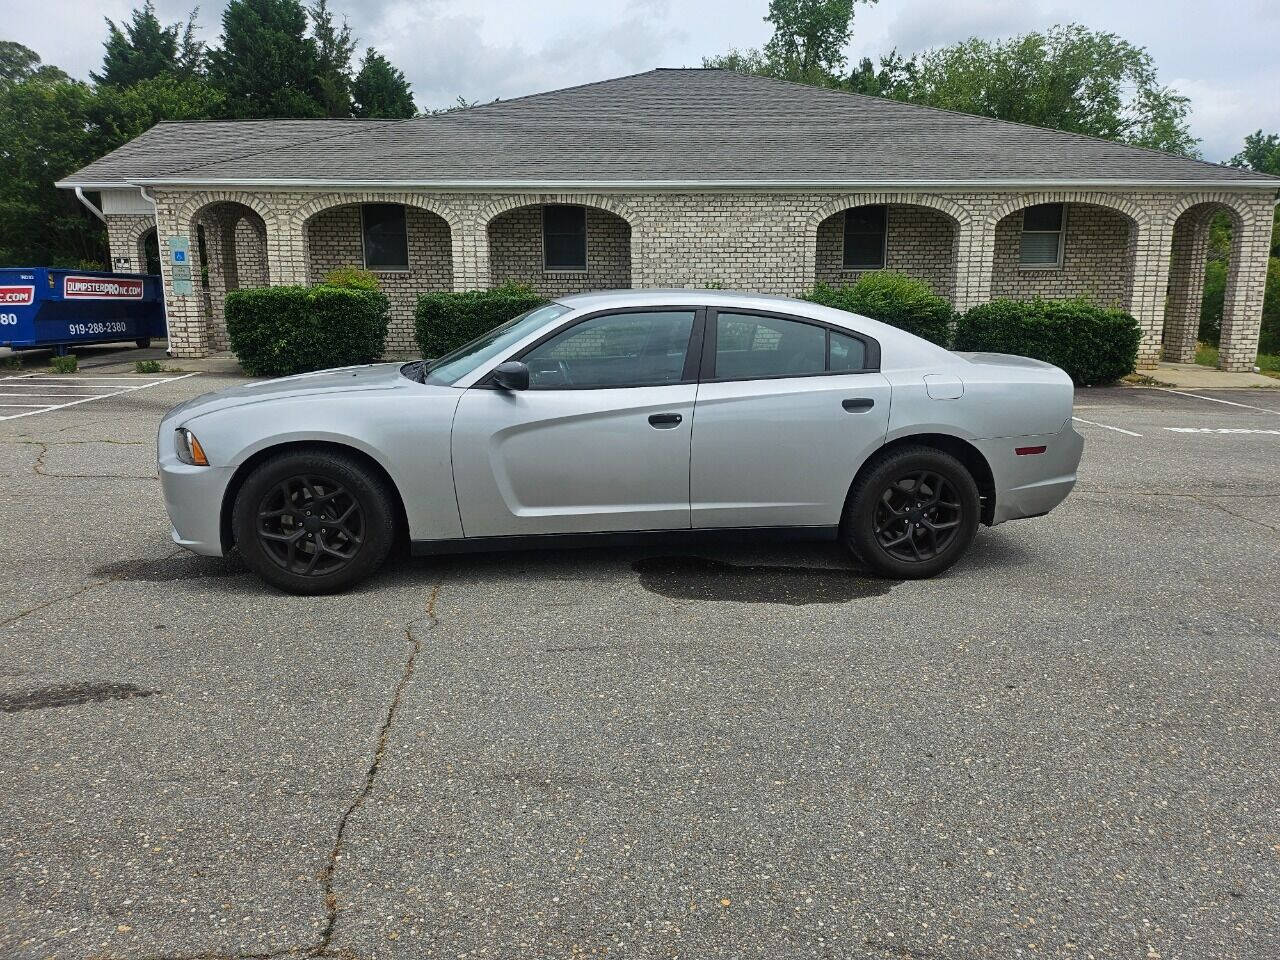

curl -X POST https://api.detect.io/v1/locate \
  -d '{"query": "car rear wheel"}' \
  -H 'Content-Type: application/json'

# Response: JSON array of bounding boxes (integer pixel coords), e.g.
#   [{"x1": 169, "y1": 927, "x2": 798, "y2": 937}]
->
[
  {"x1": 842, "y1": 445, "x2": 980, "y2": 579},
  {"x1": 232, "y1": 450, "x2": 396, "y2": 594}
]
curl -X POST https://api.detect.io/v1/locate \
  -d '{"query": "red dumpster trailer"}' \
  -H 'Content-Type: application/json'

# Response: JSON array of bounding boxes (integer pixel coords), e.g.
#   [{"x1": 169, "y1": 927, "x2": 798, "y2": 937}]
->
[{"x1": 0, "y1": 268, "x2": 166, "y2": 356}]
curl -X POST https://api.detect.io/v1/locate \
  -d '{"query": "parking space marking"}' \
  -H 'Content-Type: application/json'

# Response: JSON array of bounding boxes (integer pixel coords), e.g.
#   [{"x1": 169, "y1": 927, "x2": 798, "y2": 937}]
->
[
  {"x1": 1159, "y1": 388, "x2": 1280, "y2": 415},
  {"x1": 1164, "y1": 426, "x2": 1280, "y2": 435},
  {"x1": 0, "y1": 372, "x2": 198, "y2": 421},
  {"x1": 1071, "y1": 416, "x2": 1142, "y2": 437}
]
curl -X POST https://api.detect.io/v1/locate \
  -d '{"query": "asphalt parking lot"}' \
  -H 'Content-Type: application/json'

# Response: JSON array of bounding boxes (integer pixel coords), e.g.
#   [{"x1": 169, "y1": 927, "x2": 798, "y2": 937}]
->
[{"x1": 1, "y1": 374, "x2": 1277, "y2": 959}]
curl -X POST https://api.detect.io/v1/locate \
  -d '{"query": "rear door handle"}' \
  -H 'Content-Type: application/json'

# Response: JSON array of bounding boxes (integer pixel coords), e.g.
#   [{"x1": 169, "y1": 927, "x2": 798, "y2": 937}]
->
[
  {"x1": 648, "y1": 412, "x2": 683, "y2": 428},
  {"x1": 842, "y1": 397, "x2": 875, "y2": 411}
]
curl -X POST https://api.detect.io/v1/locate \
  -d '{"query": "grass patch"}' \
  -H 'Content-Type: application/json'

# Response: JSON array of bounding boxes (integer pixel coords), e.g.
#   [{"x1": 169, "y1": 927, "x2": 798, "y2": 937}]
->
[
  {"x1": 1196, "y1": 343, "x2": 1280, "y2": 379},
  {"x1": 49, "y1": 354, "x2": 78, "y2": 374},
  {"x1": 135, "y1": 359, "x2": 164, "y2": 374}
]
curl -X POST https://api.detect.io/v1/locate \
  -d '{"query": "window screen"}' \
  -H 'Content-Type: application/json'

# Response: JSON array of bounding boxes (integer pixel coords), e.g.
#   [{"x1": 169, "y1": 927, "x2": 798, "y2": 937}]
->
[
  {"x1": 1019, "y1": 203, "x2": 1064, "y2": 267},
  {"x1": 843, "y1": 205, "x2": 887, "y2": 269},
  {"x1": 362, "y1": 204, "x2": 409, "y2": 270},
  {"x1": 543, "y1": 204, "x2": 587, "y2": 270},
  {"x1": 522, "y1": 311, "x2": 695, "y2": 388}
]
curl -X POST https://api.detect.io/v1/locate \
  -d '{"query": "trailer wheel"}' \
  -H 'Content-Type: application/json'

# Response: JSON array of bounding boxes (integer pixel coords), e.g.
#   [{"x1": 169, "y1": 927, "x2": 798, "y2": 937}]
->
[{"x1": 135, "y1": 337, "x2": 152, "y2": 349}]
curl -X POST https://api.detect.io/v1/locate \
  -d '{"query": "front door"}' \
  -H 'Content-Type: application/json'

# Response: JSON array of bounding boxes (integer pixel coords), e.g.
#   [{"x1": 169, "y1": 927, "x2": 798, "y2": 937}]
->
[
  {"x1": 690, "y1": 309, "x2": 892, "y2": 529},
  {"x1": 451, "y1": 308, "x2": 702, "y2": 538}
]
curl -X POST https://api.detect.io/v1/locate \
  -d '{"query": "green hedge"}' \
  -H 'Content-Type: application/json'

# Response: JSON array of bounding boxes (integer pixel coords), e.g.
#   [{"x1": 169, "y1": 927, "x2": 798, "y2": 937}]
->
[
  {"x1": 804, "y1": 273, "x2": 955, "y2": 346},
  {"x1": 226, "y1": 286, "x2": 390, "y2": 377},
  {"x1": 415, "y1": 283, "x2": 545, "y2": 357},
  {"x1": 954, "y1": 298, "x2": 1141, "y2": 385}
]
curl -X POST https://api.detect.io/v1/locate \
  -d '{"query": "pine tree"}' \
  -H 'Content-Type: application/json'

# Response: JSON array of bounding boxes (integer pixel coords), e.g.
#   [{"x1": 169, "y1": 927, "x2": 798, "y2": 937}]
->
[
  {"x1": 309, "y1": 0, "x2": 355, "y2": 117},
  {"x1": 208, "y1": 0, "x2": 324, "y2": 118},
  {"x1": 351, "y1": 48, "x2": 415, "y2": 119},
  {"x1": 93, "y1": 1, "x2": 180, "y2": 87}
]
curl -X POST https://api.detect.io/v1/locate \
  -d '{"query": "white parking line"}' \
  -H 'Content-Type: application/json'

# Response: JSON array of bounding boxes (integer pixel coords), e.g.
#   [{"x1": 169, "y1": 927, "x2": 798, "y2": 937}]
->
[
  {"x1": 1072, "y1": 416, "x2": 1142, "y2": 437},
  {"x1": 1159, "y1": 389, "x2": 1280, "y2": 415},
  {"x1": 1164, "y1": 426, "x2": 1280, "y2": 435},
  {"x1": 0, "y1": 373, "x2": 198, "y2": 421}
]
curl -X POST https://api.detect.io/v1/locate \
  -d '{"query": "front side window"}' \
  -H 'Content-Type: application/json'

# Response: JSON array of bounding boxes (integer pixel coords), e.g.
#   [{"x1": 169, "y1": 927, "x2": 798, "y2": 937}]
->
[
  {"x1": 425, "y1": 303, "x2": 570, "y2": 385},
  {"x1": 543, "y1": 204, "x2": 587, "y2": 270},
  {"x1": 522, "y1": 310, "x2": 695, "y2": 388},
  {"x1": 843, "y1": 205, "x2": 887, "y2": 269},
  {"x1": 1019, "y1": 203, "x2": 1065, "y2": 268},
  {"x1": 362, "y1": 203, "x2": 409, "y2": 270}
]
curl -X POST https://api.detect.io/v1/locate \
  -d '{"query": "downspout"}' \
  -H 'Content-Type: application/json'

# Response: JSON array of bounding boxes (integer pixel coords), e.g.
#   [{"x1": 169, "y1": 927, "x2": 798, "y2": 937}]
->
[
  {"x1": 74, "y1": 186, "x2": 106, "y2": 223},
  {"x1": 138, "y1": 186, "x2": 174, "y2": 358}
]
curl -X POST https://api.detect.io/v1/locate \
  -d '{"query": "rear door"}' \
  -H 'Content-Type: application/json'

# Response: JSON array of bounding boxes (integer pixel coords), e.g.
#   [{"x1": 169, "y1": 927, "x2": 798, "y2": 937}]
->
[
  {"x1": 690, "y1": 309, "x2": 892, "y2": 529},
  {"x1": 451, "y1": 307, "x2": 703, "y2": 538}
]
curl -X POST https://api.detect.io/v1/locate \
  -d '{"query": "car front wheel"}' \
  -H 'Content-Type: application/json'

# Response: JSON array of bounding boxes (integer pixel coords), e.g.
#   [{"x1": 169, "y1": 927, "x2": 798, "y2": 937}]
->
[
  {"x1": 232, "y1": 449, "x2": 397, "y2": 594},
  {"x1": 843, "y1": 445, "x2": 980, "y2": 579}
]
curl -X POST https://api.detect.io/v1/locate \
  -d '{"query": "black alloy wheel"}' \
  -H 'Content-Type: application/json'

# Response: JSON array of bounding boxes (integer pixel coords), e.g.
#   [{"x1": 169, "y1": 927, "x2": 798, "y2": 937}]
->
[
  {"x1": 872, "y1": 470, "x2": 963, "y2": 563},
  {"x1": 256, "y1": 474, "x2": 365, "y2": 577}
]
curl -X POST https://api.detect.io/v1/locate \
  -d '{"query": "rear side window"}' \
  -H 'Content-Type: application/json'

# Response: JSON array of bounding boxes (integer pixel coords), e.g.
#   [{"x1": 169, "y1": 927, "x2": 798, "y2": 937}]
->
[{"x1": 713, "y1": 313, "x2": 870, "y2": 380}]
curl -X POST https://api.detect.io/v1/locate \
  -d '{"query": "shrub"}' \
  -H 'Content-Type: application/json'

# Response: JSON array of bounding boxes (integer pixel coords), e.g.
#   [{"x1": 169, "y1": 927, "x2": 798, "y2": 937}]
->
[
  {"x1": 323, "y1": 266, "x2": 380, "y2": 291},
  {"x1": 415, "y1": 282, "x2": 545, "y2": 357},
  {"x1": 226, "y1": 286, "x2": 390, "y2": 377},
  {"x1": 49, "y1": 354, "x2": 78, "y2": 373},
  {"x1": 954, "y1": 298, "x2": 1141, "y2": 385},
  {"x1": 804, "y1": 273, "x2": 955, "y2": 346},
  {"x1": 1260, "y1": 256, "x2": 1280, "y2": 356},
  {"x1": 135, "y1": 359, "x2": 163, "y2": 373}
]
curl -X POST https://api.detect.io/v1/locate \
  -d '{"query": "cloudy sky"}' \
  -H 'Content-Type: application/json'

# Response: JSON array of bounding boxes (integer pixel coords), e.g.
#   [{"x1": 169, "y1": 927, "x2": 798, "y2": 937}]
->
[{"x1": 5, "y1": 0, "x2": 1277, "y2": 161}]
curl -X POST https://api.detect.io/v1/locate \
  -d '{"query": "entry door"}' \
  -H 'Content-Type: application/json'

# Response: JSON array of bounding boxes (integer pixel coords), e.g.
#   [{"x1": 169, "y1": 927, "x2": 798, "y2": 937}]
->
[
  {"x1": 690, "y1": 309, "x2": 892, "y2": 529},
  {"x1": 451, "y1": 309, "x2": 702, "y2": 538}
]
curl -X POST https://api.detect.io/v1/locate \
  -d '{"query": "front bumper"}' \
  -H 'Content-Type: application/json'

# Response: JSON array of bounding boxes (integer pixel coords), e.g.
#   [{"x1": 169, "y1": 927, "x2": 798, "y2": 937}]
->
[
  {"x1": 159, "y1": 459, "x2": 234, "y2": 557},
  {"x1": 975, "y1": 422, "x2": 1085, "y2": 525}
]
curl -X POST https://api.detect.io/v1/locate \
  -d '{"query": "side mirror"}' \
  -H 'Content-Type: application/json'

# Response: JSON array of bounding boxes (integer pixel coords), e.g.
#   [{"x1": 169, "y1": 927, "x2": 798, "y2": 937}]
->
[{"x1": 491, "y1": 360, "x2": 530, "y2": 391}]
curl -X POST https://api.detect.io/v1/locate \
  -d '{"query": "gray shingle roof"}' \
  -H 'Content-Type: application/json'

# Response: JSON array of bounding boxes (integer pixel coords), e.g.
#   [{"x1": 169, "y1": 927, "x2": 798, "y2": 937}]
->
[{"x1": 59, "y1": 69, "x2": 1280, "y2": 188}]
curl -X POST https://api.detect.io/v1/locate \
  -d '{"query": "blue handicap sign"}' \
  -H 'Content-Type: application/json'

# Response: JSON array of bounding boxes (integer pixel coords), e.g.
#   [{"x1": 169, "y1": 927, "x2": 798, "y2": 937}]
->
[{"x1": 173, "y1": 250, "x2": 187, "y2": 263}]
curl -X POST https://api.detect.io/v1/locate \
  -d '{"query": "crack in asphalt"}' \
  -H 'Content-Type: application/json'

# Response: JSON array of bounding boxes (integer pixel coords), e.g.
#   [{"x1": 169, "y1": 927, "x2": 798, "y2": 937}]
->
[
  {"x1": 3, "y1": 438, "x2": 157, "y2": 480},
  {"x1": 127, "y1": 585, "x2": 442, "y2": 960}
]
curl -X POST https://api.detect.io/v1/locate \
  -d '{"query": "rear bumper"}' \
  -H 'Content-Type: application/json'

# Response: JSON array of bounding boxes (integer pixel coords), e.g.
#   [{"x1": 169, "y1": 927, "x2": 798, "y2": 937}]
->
[{"x1": 975, "y1": 423, "x2": 1084, "y2": 525}]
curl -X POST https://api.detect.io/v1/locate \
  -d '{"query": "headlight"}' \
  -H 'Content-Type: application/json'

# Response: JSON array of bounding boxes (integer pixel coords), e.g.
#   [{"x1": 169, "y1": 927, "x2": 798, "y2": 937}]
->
[{"x1": 174, "y1": 427, "x2": 209, "y2": 466}]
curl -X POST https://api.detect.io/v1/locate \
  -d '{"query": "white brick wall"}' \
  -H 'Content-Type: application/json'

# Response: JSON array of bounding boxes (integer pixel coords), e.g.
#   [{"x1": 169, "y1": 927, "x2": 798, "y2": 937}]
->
[{"x1": 126, "y1": 187, "x2": 1274, "y2": 372}]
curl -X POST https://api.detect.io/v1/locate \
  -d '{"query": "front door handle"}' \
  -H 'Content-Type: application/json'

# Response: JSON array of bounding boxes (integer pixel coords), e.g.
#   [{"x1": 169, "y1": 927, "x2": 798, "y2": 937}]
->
[
  {"x1": 842, "y1": 397, "x2": 875, "y2": 411},
  {"x1": 648, "y1": 412, "x2": 683, "y2": 428}
]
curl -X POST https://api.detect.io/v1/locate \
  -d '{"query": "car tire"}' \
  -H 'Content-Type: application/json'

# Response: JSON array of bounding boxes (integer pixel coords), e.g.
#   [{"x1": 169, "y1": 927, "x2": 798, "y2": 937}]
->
[
  {"x1": 135, "y1": 337, "x2": 152, "y2": 349},
  {"x1": 842, "y1": 445, "x2": 980, "y2": 579},
  {"x1": 232, "y1": 449, "x2": 397, "y2": 594}
]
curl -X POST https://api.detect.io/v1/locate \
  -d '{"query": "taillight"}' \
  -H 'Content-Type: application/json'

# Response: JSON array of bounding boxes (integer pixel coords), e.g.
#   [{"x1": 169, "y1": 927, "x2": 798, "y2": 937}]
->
[{"x1": 1015, "y1": 445, "x2": 1047, "y2": 456}]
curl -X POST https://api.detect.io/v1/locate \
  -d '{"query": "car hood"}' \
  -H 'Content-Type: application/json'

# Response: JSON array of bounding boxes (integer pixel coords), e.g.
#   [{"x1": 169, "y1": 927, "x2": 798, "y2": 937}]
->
[{"x1": 164, "y1": 362, "x2": 434, "y2": 423}]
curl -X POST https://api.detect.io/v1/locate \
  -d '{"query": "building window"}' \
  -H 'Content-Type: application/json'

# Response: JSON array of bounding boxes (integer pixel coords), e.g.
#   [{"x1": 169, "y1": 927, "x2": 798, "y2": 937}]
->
[
  {"x1": 843, "y1": 205, "x2": 887, "y2": 269},
  {"x1": 543, "y1": 204, "x2": 587, "y2": 271},
  {"x1": 1019, "y1": 203, "x2": 1065, "y2": 268},
  {"x1": 362, "y1": 204, "x2": 409, "y2": 271}
]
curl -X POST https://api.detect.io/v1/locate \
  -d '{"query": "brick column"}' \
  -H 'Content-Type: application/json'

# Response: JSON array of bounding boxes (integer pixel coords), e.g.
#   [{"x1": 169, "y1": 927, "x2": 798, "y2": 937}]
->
[
  {"x1": 1218, "y1": 212, "x2": 1274, "y2": 372},
  {"x1": 1128, "y1": 218, "x2": 1174, "y2": 370},
  {"x1": 265, "y1": 219, "x2": 306, "y2": 285},
  {"x1": 152, "y1": 195, "x2": 210, "y2": 359},
  {"x1": 1162, "y1": 211, "x2": 1211, "y2": 364},
  {"x1": 952, "y1": 216, "x2": 994, "y2": 313},
  {"x1": 451, "y1": 217, "x2": 490, "y2": 291}
]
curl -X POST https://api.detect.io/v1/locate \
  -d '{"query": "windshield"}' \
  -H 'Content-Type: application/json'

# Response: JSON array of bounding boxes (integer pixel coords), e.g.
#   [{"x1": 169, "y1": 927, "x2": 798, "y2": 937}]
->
[{"x1": 422, "y1": 303, "x2": 571, "y2": 386}]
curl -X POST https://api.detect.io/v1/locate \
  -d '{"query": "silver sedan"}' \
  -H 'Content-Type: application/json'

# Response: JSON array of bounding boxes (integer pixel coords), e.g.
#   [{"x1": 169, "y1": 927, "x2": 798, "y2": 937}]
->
[{"x1": 158, "y1": 290, "x2": 1084, "y2": 593}]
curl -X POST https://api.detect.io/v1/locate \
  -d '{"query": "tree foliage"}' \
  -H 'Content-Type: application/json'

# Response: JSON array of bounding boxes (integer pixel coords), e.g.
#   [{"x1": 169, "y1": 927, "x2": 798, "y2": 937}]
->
[
  {"x1": 889, "y1": 25, "x2": 1198, "y2": 156},
  {"x1": 209, "y1": 0, "x2": 325, "y2": 117},
  {"x1": 93, "y1": 1, "x2": 205, "y2": 87},
  {"x1": 309, "y1": 0, "x2": 356, "y2": 116},
  {"x1": 351, "y1": 48, "x2": 416, "y2": 118},
  {"x1": 704, "y1": 0, "x2": 875, "y2": 86}
]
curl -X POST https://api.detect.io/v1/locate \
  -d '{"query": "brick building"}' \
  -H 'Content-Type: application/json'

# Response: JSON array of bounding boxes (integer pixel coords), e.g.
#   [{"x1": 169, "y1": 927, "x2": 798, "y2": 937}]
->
[{"x1": 58, "y1": 69, "x2": 1279, "y2": 370}]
